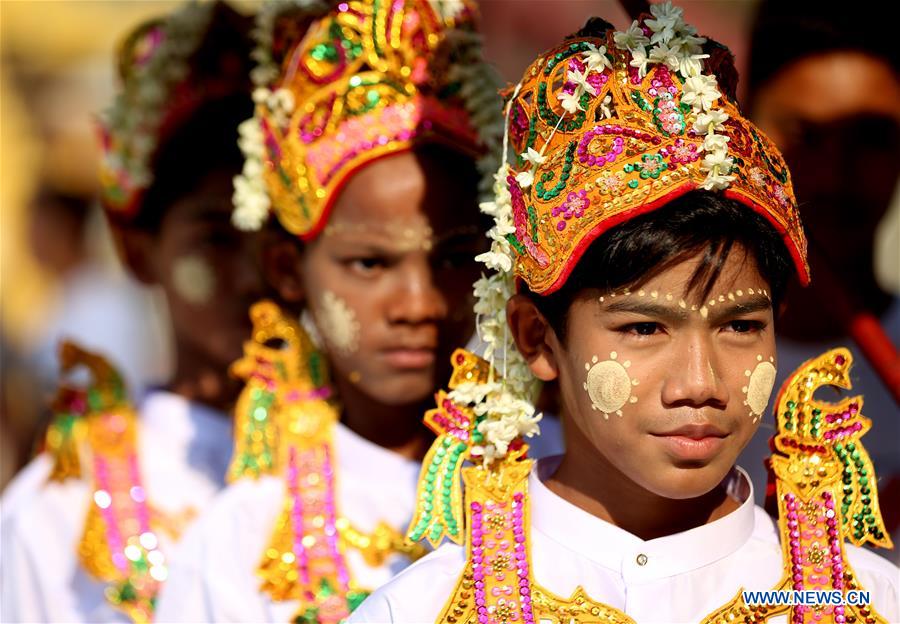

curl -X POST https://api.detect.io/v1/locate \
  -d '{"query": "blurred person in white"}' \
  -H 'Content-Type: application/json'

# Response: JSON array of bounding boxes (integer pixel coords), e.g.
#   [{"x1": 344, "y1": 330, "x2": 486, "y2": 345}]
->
[
  {"x1": 0, "y1": 2, "x2": 276, "y2": 621},
  {"x1": 740, "y1": 0, "x2": 900, "y2": 560},
  {"x1": 1, "y1": 186, "x2": 168, "y2": 524}
]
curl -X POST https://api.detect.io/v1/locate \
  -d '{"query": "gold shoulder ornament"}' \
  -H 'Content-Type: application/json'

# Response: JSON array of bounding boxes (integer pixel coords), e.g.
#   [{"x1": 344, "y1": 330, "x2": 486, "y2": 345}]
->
[
  {"x1": 49, "y1": 341, "x2": 179, "y2": 623},
  {"x1": 703, "y1": 347, "x2": 892, "y2": 624},
  {"x1": 235, "y1": 301, "x2": 425, "y2": 623}
]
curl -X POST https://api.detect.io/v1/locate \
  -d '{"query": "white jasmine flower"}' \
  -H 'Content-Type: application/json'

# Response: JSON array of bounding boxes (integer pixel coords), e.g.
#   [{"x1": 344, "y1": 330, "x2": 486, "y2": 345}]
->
[
  {"x1": 613, "y1": 20, "x2": 650, "y2": 51},
  {"x1": 520, "y1": 147, "x2": 546, "y2": 168},
  {"x1": 567, "y1": 68, "x2": 597, "y2": 96},
  {"x1": 557, "y1": 89, "x2": 583, "y2": 114},
  {"x1": 649, "y1": 42, "x2": 682, "y2": 72},
  {"x1": 646, "y1": 1, "x2": 685, "y2": 44},
  {"x1": 693, "y1": 109, "x2": 729, "y2": 135},
  {"x1": 629, "y1": 47, "x2": 651, "y2": 78},
  {"x1": 599, "y1": 95, "x2": 613, "y2": 120},
  {"x1": 582, "y1": 43, "x2": 612, "y2": 72},
  {"x1": 515, "y1": 168, "x2": 535, "y2": 189},
  {"x1": 678, "y1": 32, "x2": 707, "y2": 56},
  {"x1": 475, "y1": 250, "x2": 513, "y2": 273},
  {"x1": 699, "y1": 172, "x2": 735, "y2": 191},
  {"x1": 702, "y1": 133, "x2": 729, "y2": 153},
  {"x1": 678, "y1": 53, "x2": 708, "y2": 78},
  {"x1": 701, "y1": 149, "x2": 734, "y2": 175},
  {"x1": 682, "y1": 74, "x2": 721, "y2": 112}
]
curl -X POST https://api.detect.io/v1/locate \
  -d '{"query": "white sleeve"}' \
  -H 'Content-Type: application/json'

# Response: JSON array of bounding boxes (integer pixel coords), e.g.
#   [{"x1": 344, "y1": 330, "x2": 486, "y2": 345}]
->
[
  {"x1": 153, "y1": 520, "x2": 214, "y2": 623},
  {"x1": 155, "y1": 478, "x2": 285, "y2": 623},
  {"x1": 1, "y1": 511, "x2": 50, "y2": 623},
  {"x1": 347, "y1": 543, "x2": 467, "y2": 624}
]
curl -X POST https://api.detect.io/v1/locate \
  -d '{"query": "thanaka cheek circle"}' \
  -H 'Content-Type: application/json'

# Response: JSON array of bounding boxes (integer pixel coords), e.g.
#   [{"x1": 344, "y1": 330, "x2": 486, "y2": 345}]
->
[
  {"x1": 742, "y1": 354, "x2": 777, "y2": 423},
  {"x1": 316, "y1": 290, "x2": 361, "y2": 356},
  {"x1": 582, "y1": 351, "x2": 639, "y2": 420},
  {"x1": 171, "y1": 254, "x2": 215, "y2": 305}
]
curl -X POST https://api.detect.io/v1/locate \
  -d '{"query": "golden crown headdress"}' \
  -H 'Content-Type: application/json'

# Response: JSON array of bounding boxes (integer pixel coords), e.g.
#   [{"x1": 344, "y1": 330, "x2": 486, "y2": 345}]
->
[
  {"x1": 232, "y1": 0, "x2": 501, "y2": 238},
  {"x1": 490, "y1": 4, "x2": 809, "y2": 295},
  {"x1": 99, "y1": 2, "x2": 253, "y2": 220}
]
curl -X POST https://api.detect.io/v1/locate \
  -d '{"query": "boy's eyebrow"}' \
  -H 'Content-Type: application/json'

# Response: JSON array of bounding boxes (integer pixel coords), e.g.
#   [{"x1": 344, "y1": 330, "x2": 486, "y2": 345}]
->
[
  {"x1": 707, "y1": 294, "x2": 772, "y2": 323},
  {"x1": 601, "y1": 293, "x2": 773, "y2": 323},
  {"x1": 602, "y1": 300, "x2": 688, "y2": 322}
]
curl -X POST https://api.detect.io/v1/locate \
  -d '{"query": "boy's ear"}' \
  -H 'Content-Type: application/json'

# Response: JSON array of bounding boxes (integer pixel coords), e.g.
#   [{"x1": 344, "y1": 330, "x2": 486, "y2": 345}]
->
[
  {"x1": 506, "y1": 294, "x2": 559, "y2": 382},
  {"x1": 260, "y1": 229, "x2": 305, "y2": 304},
  {"x1": 111, "y1": 225, "x2": 158, "y2": 285}
]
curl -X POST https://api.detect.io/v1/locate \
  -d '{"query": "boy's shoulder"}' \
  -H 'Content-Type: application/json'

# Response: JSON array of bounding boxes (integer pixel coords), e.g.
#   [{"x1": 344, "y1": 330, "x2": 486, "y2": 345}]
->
[{"x1": 348, "y1": 541, "x2": 467, "y2": 623}]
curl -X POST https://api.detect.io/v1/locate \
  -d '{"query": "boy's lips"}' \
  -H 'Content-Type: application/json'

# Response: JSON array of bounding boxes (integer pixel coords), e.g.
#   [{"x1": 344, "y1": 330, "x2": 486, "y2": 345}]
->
[
  {"x1": 380, "y1": 344, "x2": 437, "y2": 369},
  {"x1": 650, "y1": 424, "x2": 728, "y2": 462}
]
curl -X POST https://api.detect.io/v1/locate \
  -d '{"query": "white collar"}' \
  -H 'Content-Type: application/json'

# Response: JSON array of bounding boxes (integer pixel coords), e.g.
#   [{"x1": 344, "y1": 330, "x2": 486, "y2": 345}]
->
[
  {"x1": 139, "y1": 390, "x2": 231, "y2": 448},
  {"x1": 530, "y1": 457, "x2": 756, "y2": 579}
]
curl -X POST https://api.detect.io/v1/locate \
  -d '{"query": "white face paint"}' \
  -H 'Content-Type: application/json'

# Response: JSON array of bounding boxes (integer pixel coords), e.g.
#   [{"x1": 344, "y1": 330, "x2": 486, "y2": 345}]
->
[
  {"x1": 315, "y1": 291, "x2": 360, "y2": 355},
  {"x1": 582, "y1": 351, "x2": 639, "y2": 420},
  {"x1": 599, "y1": 286, "x2": 771, "y2": 319},
  {"x1": 743, "y1": 355, "x2": 777, "y2": 422},
  {"x1": 171, "y1": 254, "x2": 215, "y2": 305}
]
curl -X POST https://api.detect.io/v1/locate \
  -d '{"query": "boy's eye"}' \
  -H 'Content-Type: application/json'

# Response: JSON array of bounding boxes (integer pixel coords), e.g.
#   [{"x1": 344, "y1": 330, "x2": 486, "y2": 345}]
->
[
  {"x1": 348, "y1": 257, "x2": 387, "y2": 274},
  {"x1": 623, "y1": 322, "x2": 661, "y2": 336},
  {"x1": 724, "y1": 319, "x2": 764, "y2": 334}
]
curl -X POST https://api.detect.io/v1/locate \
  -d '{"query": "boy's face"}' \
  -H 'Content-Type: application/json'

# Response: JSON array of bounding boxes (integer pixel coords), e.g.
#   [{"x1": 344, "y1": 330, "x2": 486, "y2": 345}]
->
[
  {"x1": 298, "y1": 148, "x2": 484, "y2": 406},
  {"x1": 123, "y1": 168, "x2": 271, "y2": 372},
  {"x1": 521, "y1": 246, "x2": 776, "y2": 499}
]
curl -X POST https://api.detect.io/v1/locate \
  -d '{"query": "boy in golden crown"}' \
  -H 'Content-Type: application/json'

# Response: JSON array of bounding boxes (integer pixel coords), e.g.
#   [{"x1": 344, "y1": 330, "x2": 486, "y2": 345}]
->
[
  {"x1": 350, "y1": 4, "x2": 899, "y2": 623},
  {"x1": 0, "y1": 3, "x2": 278, "y2": 623},
  {"x1": 155, "y1": 1, "x2": 560, "y2": 622}
]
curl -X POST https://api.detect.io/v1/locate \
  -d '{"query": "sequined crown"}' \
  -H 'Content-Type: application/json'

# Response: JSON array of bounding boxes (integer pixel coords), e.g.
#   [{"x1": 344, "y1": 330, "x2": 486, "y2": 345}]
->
[
  {"x1": 99, "y1": 1, "x2": 252, "y2": 219},
  {"x1": 238, "y1": 0, "x2": 484, "y2": 239},
  {"x1": 503, "y1": 5, "x2": 808, "y2": 294}
]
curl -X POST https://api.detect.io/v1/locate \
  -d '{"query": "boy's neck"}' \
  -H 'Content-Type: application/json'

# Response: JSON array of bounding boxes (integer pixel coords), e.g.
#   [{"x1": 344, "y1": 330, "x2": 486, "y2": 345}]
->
[
  {"x1": 545, "y1": 437, "x2": 740, "y2": 542},
  {"x1": 333, "y1": 375, "x2": 432, "y2": 462},
  {"x1": 164, "y1": 343, "x2": 241, "y2": 415}
]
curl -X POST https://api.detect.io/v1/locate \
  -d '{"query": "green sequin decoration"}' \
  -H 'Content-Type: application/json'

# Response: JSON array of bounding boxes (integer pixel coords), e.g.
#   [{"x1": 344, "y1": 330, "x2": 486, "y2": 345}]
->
[{"x1": 535, "y1": 142, "x2": 576, "y2": 201}]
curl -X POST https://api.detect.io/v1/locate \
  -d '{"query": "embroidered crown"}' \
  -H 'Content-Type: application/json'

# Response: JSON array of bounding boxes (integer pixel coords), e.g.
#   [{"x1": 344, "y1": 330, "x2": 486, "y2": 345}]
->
[
  {"x1": 232, "y1": 0, "x2": 499, "y2": 238},
  {"x1": 99, "y1": 2, "x2": 253, "y2": 219},
  {"x1": 498, "y1": 5, "x2": 809, "y2": 294}
]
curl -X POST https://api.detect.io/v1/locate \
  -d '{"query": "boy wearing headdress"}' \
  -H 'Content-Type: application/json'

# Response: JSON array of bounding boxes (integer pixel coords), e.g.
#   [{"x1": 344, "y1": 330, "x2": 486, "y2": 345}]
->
[
  {"x1": 350, "y1": 3, "x2": 899, "y2": 622},
  {"x1": 1, "y1": 3, "x2": 273, "y2": 622}
]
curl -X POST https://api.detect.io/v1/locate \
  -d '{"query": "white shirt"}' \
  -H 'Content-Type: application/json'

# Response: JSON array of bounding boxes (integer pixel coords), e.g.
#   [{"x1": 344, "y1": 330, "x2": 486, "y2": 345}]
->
[
  {"x1": 0, "y1": 391, "x2": 231, "y2": 623},
  {"x1": 349, "y1": 458, "x2": 900, "y2": 624},
  {"x1": 154, "y1": 422, "x2": 422, "y2": 622}
]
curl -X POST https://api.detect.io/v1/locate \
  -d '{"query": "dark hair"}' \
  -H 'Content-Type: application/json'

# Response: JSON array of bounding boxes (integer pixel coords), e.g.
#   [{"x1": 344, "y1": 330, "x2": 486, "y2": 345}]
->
[
  {"x1": 526, "y1": 191, "x2": 794, "y2": 341},
  {"x1": 131, "y1": 92, "x2": 253, "y2": 232}
]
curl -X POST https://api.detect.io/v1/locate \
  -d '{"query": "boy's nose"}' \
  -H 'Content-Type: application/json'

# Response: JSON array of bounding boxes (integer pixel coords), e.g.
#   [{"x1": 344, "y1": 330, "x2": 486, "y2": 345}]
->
[
  {"x1": 661, "y1": 336, "x2": 729, "y2": 409},
  {"x1": 386, "y1": 260, "x2": 448, "y2": 325}
]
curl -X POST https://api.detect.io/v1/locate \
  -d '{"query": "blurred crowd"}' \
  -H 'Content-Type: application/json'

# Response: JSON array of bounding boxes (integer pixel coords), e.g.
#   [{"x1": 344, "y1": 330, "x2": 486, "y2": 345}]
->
[{"x1": 1, "y1": 0, "x2": 898, "y2": 550}]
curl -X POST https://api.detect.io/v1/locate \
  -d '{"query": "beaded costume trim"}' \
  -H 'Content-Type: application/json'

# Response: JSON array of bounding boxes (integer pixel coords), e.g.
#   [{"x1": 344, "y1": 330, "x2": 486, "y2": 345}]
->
[
  {"x1": 411, "y1": 348, "x2": 891, "y2": 624},
  {"x1": 231, "y1": 301, "x2": 426, "y2": 622},
  {"x1": 46, "y1": 342, "x2": 180, "y2": 623},
  {"x1": 701, "y1": 348, "x2": 891, "y2": 624}
]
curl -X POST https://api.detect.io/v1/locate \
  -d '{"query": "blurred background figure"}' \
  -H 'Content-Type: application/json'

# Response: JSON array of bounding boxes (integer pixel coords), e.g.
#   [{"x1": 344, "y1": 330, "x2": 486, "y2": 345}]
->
[
  {"x1": 740, "y1": 0, "x2": 900, "y2": 557},
  {"x1": 1, "y1": 2, "x2": 176, "y2": 491}
]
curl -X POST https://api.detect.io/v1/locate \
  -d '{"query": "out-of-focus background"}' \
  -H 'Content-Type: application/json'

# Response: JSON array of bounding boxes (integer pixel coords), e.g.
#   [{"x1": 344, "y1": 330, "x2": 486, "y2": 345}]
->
[{"x1": 2, "y1": 0, "x2": 898, "y2": 547}]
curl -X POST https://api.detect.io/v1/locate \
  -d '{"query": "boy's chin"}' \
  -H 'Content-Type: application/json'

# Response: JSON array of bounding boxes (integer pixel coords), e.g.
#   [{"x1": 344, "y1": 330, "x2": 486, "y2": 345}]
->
[
  {"x1": 357, "y1": 373, "x2": 436, "y2": 407},
  {"x1": 639, "y1": 460, "x2": 736, "y2": 501}
]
